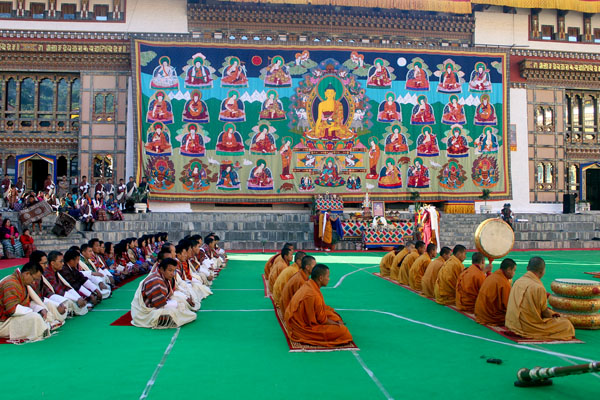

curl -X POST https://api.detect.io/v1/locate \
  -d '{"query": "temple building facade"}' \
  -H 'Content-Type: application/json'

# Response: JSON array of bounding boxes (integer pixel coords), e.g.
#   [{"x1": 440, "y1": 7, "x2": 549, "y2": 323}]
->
[{"x1": 0, "y1": 0, "x2": 599, "y2": 212}]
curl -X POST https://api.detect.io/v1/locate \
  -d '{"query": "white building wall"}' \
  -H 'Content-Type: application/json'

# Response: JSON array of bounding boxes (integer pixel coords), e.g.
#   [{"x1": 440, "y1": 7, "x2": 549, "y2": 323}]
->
[
  {"x1": 0, "y1": 0, "x2": 188, "y2": 33},
  {"x1": 474, "y1": 10, "x2": 600, "y2": 53},
  {"x1": 485, "y1": 89, "x2": 562, "y2": 214}
]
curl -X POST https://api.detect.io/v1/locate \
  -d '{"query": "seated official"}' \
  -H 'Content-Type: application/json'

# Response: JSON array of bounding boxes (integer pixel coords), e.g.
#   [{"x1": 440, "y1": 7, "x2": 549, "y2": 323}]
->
[
  {"x1": 505, "y1": 257, "x2": 575, "y2": 341},
  {"x1": 44, "y1": 251, "x2": 89, "y2": 316},
  {"x1": 132, "y1": 258, "x2": 197, "y2": 329},
  {"x1": 273, "y1": 251, "x2": 306, "y2": 308},
  {"x1": 409, "y1": 244, "x2": 437, "y2": 292},
  {"x1": 280, "y1": 256, "x2": 316, "y2": 313},
  {"x1": 434, "y1": 245, "x2": 467, "y2": 305},
  {"x1": 421, "y1": 246, "x2": 452, "y2": 298},
  {"x1": 474, "y1": 258, "x2": 516, "y2": 326},
  {"x1": 455, "y1": 252, "x2": 492, "y2": 312},
  {"x1": 284, "y1": 264, "x2": 353, "y2": 347},
  {"x1": 0, "y1": 263, "x2": 50, "y2": 342}
]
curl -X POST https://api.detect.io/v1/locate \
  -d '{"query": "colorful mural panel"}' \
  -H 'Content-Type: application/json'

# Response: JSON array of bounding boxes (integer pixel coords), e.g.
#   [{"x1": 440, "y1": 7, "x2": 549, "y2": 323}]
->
[{"x1": 135, "y1": 40, "x2": 509, "y2": 202}]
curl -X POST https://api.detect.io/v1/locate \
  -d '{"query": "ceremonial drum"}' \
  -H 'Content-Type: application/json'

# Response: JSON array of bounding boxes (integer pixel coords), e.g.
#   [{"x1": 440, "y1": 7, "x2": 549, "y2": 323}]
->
[
  {"x1": 18, "y1": 201, "x2": 53, "y2": 226},
  {"x1": 550, "y1": 279, "x2": 600, "y2": 330},
  {"x1": 52, "y1": 212, "x2": 77, "y2": 237},
  {"x1": 474, "y1": 218, "x2": 514, "y2": 260}
]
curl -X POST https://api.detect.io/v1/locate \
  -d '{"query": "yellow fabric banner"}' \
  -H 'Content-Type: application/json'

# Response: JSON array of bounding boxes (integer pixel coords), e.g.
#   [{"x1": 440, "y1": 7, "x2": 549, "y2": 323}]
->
[
  {"x1": 227, "y1": 0, "x2": 472, "y2": 13},
  {"x1": 472, "y1": 0, "x2": 600, "y2": 13}
]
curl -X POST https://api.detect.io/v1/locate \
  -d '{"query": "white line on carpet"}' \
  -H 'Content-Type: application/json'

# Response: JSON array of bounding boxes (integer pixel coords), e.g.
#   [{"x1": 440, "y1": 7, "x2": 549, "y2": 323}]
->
[
  {"x1": 337, "y1": 309, "x2": 595, "y2": 364},
  {"x1": 91, "y1": 308, "x2": 130, "y2": 312},
  {"x1": 139, "y1": 327, "x2": 180, "y2": 400},
  {"x1": 325, "y1": 265, "x2": 378, "y2": 289},
  {"x1": 211, "y1": 288, "x2": 264, "y2": 291},
  {"x1": 352, "y1": 350, "x2": 394, "y2": 400}
]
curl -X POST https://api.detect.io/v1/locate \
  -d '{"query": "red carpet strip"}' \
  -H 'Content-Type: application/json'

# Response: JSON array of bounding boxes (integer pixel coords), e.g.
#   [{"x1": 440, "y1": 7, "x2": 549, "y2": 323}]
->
[
  {"x1": 270, "y1": 298, "x2": 359, "y2": 353},
  {"x1": 371, "y1": 273, "x2": 584, "y2": 344},
  {"x1": 0, "y1": 258, "x2": 27, "y2": 270},
  {"x1": 110, "y1": 311, "x2": 133, "y2": 326}
]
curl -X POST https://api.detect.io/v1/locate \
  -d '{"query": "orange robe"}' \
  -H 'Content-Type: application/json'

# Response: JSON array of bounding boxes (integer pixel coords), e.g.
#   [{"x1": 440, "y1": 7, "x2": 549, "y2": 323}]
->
[
  {"x1": 268, "y1": 258, "x2": 289, "y2": 293},
  {"x1": 284, "y1": 280, "x2": 353, "y2": 347},
  {"x1": 264, "y1": 253, "x2": 281, "y2": 277},
  {"x1": 273, "y1": 264, "x2": 300, "y2": 308},
  {"x1": 505, "y1": 271, "x2": 575, "y2": 341},
  {"x1": 398, "y1": 250, "x2": 419, "y2": 285},
  {"x1": 389, "y1": 248, "x2": 409, "y2": 282},
  {"x1": 379, "y1": 250, "x2": 396, "y2": 277},
  {"x1": 455, "y1": 265, "x2": 486, "y2": 312},
  {"x1": 474, "y1": 269, "x2": 511, "y2": 326},
  {"x1": 408, "y1": 253, "x2": 431, "y2": 292},
  {"x1": 280, "y1": 269, "x2": 309, "y2": 313},
  {"x1": 434, "y1": 255, "x2": 464, "y2": 305},
  {"x1": 421, "y1": 257, "x2": 445, "y2": 298}
]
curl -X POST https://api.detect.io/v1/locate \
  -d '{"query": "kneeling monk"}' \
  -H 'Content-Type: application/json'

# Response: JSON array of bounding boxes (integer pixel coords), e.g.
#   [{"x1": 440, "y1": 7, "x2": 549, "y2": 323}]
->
[
  {"x1": 505, "y1": 257, "x2": 575, "y2": 341},
  {"x1": 434, "y1": 245, "x2": 467, "y2": 305},
  {"x1": 455, "y1": 252, "x2": 492, "y2": 312},
  {"x1": 474, "y1": 258, "x2": 516, "y2": 326},
  {"x1": 285, "y1": 264, "x2": 353, "y2": 347},
  {"x1": 131, "y1": 258, "x2": 197, "y2": 329},
  {"x1": 379, "y1": 247, "x2": 400, "y2": 278}
]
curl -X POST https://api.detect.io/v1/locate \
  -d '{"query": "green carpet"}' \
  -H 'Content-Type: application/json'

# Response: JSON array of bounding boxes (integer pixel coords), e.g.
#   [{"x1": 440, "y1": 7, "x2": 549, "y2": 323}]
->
[{"x1": 1, "y1": 251, "x2": 600, "y2": 400}]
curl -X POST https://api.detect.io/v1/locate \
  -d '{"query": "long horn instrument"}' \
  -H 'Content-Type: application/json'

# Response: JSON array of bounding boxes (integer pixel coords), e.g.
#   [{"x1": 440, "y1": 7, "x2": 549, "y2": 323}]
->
[{"x1": 515, "y1": 361, "x2": 600, "y2": 387}]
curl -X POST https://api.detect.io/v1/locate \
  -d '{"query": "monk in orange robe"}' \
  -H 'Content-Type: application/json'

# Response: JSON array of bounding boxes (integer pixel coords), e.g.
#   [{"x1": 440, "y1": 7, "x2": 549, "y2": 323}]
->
[
  {"x1": 273, "y1": 252, "x2": 307, "y2": 308},
  {"x1": 455, "y1": 252, "x2": 492, "y2": 312},
  {"x1": 434, "y1": 245, "x2": 467, "y2": 305},
  {"x1": 285, "y1": 264, "x2": 353, "y2": 347},
  {"x1": 505, "y1": 257, "x2": 575, "y2": 341},
  {"x1": 264, "y1": 243, "x2": 294, "y2": 277},
  {"x1": 421, "y1": 247, "x2": 452, "y2": 298},
  {"x1": 268, "y1": 247, "x2": 294, "y2": 293},
  {"x1": 474, "y1": 258, "x2": 516, "y2": 326},
  {"x1": 390, "y1": 243, "x2": 412, "y2": 282},
  {"x1": 379, "y1": 247, "x2": 401, "y2": 278},
  {"x1": 409, "y1": 243, "x2": 437, "y2": 292},
  {"x1": 398, "y1": 241, "x2": 425, "y2": 285},
  {"x1": 281, "y1": 257, "x2": 316, "y2": 313}
]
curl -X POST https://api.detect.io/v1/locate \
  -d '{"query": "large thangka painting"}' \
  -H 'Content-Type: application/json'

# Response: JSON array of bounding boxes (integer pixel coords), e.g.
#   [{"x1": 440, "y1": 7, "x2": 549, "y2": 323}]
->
[{"x1": 134, "y1": 40, "x2": 509, "y2": 202}]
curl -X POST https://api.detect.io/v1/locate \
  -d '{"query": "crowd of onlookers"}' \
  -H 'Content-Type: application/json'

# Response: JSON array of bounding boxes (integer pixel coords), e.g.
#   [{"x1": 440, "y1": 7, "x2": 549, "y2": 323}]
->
[{"x1": 1, "y1": 175, "x2": 151, "y2": 258}]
